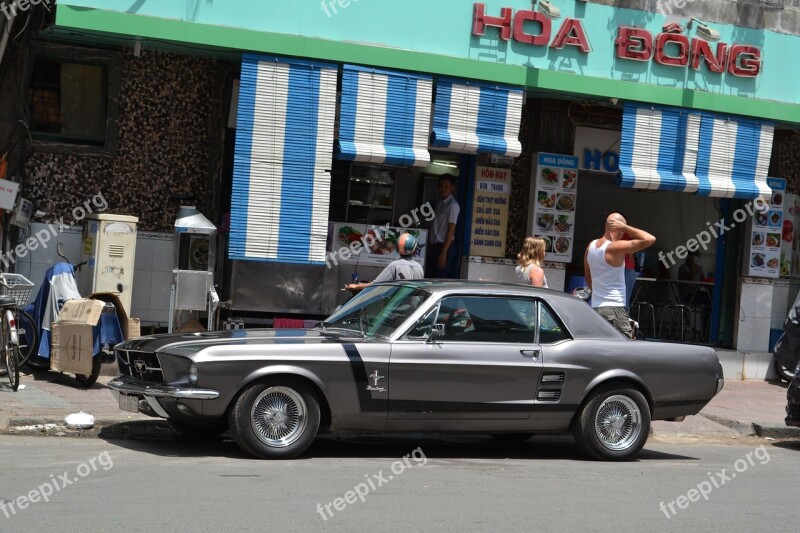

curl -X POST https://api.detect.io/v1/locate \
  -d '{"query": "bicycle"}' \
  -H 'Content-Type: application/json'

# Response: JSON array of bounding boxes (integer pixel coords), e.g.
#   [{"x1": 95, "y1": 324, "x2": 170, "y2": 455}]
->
[
  {"x1": 0, "y1": 273, "x2": 39, "y2": 368},
  {"x1": 0, "y1": 292, "x2": 21, "y2": 391}
]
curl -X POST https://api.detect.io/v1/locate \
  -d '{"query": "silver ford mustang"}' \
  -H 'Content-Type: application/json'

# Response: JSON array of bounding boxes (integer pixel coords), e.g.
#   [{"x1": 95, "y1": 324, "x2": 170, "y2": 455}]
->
[{"x1": 109, "y1": 281, "x2": 724, "y2": 461}]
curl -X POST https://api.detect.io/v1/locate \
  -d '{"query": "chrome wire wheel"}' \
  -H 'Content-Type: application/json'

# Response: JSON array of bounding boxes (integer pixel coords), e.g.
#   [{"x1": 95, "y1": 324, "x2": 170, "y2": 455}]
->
[
  {"x1": 251, "y1": 386, "x2": 308, "y2": 448},
  {"x1": 594, "y1": 394, "x2": 641, "y2": 451}
]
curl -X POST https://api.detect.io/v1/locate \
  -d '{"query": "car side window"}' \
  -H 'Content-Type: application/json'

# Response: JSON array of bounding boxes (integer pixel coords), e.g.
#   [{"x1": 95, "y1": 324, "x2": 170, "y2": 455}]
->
[
  {"x1": 538, "y1": 302, "x2": 569, "y2": 344},
  {"x1": 435, "y1": 296, "x2": 536, "y2": 343}
]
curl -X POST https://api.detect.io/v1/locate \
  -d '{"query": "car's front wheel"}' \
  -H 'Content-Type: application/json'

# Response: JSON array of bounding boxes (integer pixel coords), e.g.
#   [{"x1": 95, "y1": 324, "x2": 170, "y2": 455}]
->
[
  {"x1": 229, "y1": 378, "x2": 320, "y2": 459},
  {"x1": 572, "y1": 384, "x2": 650, "y2": 461}
]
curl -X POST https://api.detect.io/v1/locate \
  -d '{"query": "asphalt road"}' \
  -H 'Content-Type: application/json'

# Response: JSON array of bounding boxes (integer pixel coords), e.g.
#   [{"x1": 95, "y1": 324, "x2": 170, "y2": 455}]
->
[{"x1": 0, "y1": 434, "x2": 796, "y2": 532}]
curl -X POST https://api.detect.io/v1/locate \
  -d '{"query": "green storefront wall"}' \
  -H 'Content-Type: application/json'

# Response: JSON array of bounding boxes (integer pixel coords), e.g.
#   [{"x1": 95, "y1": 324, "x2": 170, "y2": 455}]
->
[{"x1": 53, "y1": 1, "x2": 800, "y2": 124}]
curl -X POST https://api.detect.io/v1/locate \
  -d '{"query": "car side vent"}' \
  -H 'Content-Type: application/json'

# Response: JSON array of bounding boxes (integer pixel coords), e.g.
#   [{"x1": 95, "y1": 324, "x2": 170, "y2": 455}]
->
[
  {"x1": 537, "y1": 389, "x2": 561, "y2": 401},
  {"x1": 541, "y1": 373, "x2": 565, "y2": 384}
]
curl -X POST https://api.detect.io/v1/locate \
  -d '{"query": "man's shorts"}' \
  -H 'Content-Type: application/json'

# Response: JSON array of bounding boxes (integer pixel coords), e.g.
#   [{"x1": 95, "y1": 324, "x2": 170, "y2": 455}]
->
[{"x1": 596, "y1": 306, "x2": 633, "y2": 339}]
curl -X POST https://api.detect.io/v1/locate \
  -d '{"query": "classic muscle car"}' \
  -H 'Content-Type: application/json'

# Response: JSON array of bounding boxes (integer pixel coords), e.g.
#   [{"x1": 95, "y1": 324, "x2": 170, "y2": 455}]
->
[{"x1": 108, "y1": 281, "x2": 724, "y2": 461}]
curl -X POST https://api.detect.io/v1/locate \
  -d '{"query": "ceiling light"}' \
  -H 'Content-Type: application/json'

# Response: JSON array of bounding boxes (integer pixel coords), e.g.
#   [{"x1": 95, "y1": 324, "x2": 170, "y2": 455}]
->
[{"x1": 432, "y1": 160, "x2": 458, "y2": 169}]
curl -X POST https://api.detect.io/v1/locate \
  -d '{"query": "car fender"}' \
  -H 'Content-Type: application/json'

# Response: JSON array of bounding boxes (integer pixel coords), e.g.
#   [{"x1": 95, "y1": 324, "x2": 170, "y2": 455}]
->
[
  {"x1": 237, "y1": 364, "x2": 331, "y2": 403},
  {"x1": 581, "y1": 369, "x2": 652, "y2": 409}
]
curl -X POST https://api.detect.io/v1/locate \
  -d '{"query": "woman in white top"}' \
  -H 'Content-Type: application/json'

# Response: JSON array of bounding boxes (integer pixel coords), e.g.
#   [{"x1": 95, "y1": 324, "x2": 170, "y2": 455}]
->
[{"x1": 515, "y1": 237, "x2": 548, "y2": 288}]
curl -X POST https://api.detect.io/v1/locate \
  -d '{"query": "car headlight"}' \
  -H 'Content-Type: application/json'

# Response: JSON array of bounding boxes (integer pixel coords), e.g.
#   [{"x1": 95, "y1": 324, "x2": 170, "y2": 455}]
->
[{"x1": 188, "y1": 363, "x2": 198, "y2": 386}]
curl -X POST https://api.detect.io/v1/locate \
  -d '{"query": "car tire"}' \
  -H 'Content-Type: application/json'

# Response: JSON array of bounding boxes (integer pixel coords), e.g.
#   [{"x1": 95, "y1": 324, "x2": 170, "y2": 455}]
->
[
  {"x1": 490, "y1": 433, "x2": 534, "y2": 443},
  {"x1": 572, "y1": 384, "x2": 650, "y2": 461},
  {"x1": 229, "y1": 378, "x2": 320, "y2": 459},
  {"x1": 774, "y1": 360, "x2": 795, "y2": 383}
]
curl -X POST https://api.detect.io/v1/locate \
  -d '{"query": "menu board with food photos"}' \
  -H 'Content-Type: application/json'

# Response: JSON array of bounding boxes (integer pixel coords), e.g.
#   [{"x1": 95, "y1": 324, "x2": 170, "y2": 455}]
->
[
  {"x1": 328, "y1": 223, "x2": 427, "y2": 267},
  {"x1": 528, "y1": 153, "x2": 579, "y2": 262},
  {"x1": 781, "y1": 192, "x2": 800, "y2": 278},
  {"x1": 746, "y1": 177, "x2": 784, "y2": 278}
]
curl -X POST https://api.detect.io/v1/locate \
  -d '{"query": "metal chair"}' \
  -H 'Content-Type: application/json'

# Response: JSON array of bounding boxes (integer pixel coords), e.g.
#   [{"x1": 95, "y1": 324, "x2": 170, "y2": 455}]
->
[
  {"x1": 659, "y1": 304, "x2": 694, "y2": 342},
  {"x1": 631, "y1": 301, "x2": 658, "y2": 339}
]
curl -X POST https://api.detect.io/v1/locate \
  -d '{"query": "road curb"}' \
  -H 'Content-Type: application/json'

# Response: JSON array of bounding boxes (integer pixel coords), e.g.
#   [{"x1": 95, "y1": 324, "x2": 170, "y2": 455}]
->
[
  {"x1": 699, "y1": 413, "x2": 756, "y2": 436},
  {"x1": 753, "y1": 423, "x2": 800, "y2": 439}
]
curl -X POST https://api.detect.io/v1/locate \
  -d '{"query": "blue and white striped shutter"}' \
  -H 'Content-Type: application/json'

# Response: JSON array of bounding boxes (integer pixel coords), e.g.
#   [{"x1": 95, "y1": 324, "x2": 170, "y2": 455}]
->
[
  {"x1": 430, "y1": 78, "x2": 523, "y2": 157},
  {"x1": 230, "y1": 54, "x2": 338, "y2": 264},
  {"x1": 335, "y1": 65, "x2": 432, "y2": 167},
  {"x1": 695, "y1": 115, "x2": 774, "y2": 199},
  {"x1": 618, "y1": 103, "x2": 701, "y2": 193}
]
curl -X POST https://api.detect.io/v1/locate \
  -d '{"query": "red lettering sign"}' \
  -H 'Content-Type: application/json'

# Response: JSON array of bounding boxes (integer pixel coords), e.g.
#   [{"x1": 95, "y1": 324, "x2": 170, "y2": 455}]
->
[
  {"x1": 472, "y1": 3, "x2": 590, "y2": 54},
  {"x1": 615, "y1": 26, "x2": 761, "y2": 78},
  {"x1": 550, "y1": 18, "x2": 592, "y2": 53},
  {"x1": 471, "y1": 5, "x2": 761, "y2": 78}
]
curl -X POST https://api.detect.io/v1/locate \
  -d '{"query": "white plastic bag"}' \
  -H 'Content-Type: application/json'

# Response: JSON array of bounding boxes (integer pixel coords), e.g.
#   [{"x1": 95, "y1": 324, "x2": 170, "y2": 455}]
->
[{"x1": 64, "y1": 411, "x2": 95, "y2": 429}]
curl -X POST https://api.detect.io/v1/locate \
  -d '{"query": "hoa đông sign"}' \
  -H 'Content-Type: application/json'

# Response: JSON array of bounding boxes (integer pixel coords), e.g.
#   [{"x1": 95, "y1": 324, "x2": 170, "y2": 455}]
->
[{"x1": 471, "y1": 4, "x2": 761, "y2": 78}]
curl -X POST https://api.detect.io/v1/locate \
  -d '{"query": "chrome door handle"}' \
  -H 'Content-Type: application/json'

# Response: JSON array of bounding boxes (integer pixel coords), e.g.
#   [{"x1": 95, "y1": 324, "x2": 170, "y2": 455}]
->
[{"x1": 520, "y1": 349, "x2": 540, "y2": 358}]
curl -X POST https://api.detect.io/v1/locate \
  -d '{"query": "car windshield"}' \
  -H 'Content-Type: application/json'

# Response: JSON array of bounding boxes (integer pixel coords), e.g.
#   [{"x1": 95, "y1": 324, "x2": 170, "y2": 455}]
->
[{"x1": 323, "y1": 285, "x2": 431, "y2": 338}]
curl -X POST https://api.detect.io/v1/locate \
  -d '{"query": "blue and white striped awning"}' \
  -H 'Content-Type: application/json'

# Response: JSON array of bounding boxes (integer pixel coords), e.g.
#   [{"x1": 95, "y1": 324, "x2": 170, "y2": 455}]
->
[
  {"x1": 335, "y1": 65, "x2": 432, "y2": 167},
  {"x1": 695, "y1": 114, "x2": 773, "y2": 199},
  {"x1": 430, "y1": 78, "x2": 523, "y2": 157},
  {"x1": 230, "y1": 54, "x2": 338, "y2": 264},
  {"x1": 618, "y1": 104, "x2": 701, "y2": 193},
  {"x1": 618, "y1": 103, "x2": 773, "y2": 199}
]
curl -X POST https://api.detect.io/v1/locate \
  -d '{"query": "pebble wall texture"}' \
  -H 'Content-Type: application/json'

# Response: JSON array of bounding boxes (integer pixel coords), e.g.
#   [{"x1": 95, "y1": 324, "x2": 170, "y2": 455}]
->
[{"x1": 24, "y1": 50, "x2": 218, "y2": 232}]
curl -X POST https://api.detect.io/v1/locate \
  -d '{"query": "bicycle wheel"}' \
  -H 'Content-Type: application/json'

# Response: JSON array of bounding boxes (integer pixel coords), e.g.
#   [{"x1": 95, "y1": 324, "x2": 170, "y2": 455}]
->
[
  {"x1": 16, "y1": 309, "x2": 39, "y2": 367},
  {"x1": 3, "y1": 318, "x2": 19, "y2": 391}
]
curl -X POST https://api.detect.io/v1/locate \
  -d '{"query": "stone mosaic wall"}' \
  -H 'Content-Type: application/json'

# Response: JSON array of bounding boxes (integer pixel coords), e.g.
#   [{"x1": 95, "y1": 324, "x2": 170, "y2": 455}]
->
[{"x1": 24, "y1": 50, "x2": 218, "y2": 232}]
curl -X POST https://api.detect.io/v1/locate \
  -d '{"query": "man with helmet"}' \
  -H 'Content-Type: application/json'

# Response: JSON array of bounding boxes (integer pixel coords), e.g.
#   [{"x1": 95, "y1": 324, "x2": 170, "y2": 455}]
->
[{"x1": 345, "y1": 232, "x2": 424, "y2": 291}]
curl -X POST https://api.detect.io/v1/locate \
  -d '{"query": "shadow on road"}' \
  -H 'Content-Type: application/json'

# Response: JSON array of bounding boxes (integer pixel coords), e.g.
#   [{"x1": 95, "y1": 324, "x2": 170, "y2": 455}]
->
[{"x1": 96, "y1": 421, "x2": 698, "y2": 462}]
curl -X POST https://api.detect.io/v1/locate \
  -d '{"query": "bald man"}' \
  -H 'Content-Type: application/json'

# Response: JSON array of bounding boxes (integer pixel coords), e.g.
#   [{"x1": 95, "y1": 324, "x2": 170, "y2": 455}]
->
[{"x1": 584, "y1": 213, "x2": 656, "y2": 338}]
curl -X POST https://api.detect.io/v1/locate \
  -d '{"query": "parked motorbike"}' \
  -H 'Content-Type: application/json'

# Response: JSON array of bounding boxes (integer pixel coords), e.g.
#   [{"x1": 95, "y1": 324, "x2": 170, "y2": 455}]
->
[
  {"x1": 23, "y1": 244, "x2": 102, "y2": 387},
  {"x1": 773, "y1": 290, "x2": 800, "y2": 383}
]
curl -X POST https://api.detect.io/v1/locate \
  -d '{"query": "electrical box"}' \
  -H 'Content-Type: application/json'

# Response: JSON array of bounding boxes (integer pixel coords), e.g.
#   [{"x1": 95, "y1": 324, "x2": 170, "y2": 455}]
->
[
  {"x1": 10, "y1": 197, "x2": 34, "y2": 227},
  {"x1": 79, "y1": 214, "x2": 139, "y2": 315}
]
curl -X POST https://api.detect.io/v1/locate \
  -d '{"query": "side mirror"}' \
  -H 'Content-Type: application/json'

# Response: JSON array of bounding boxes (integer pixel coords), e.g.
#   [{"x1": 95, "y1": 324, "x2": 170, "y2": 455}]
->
[{"x1": 427, "y1": 323, "x2": 445, "y2": 343}]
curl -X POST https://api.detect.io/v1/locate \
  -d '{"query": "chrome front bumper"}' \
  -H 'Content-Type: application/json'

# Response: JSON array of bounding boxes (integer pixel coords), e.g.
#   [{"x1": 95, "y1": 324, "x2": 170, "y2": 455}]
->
[
  {"x1": 108, "y1": 378, "x2": 220, "y2": 418},
  {"x1": 108, "y1": 378, "x2": 220, "y2": 400}
]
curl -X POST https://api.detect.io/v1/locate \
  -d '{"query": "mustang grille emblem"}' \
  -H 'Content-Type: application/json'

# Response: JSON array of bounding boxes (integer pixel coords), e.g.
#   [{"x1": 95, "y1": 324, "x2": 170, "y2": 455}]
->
[{"x1": 134, "y1": 360, "x2": 146, "y2": 372}]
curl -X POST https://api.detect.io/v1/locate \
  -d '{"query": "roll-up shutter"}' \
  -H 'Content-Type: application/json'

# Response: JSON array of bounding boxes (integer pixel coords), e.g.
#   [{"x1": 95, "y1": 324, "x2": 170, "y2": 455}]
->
[
  {"x1": 430, "y1": 78, "x2": 523, "y2": 157},
  {"x1": 230, "y1": 54, "x2": 338, "y2": 264},
  {"x1": 618, "y1": 103, "x2": 701, "y2": 193},
  {"x1": 695, "y1": 114, "x2": 773, "y2": 199},
  {"x1": 335, "y1": 65, "x2": 432, "y2": 167}
]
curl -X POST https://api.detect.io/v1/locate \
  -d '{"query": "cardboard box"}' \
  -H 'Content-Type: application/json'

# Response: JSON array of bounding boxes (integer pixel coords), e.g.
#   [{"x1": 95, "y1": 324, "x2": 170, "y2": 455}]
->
[
  {"x1": 50, "y1": 322, "x2": 93, "y2": 375},
  {"x1": 127, "y1": 318, "x2": 141, "y2": 339},
  {"x1": 58, "y1": 299, "x2": 105, "y2": 325}
]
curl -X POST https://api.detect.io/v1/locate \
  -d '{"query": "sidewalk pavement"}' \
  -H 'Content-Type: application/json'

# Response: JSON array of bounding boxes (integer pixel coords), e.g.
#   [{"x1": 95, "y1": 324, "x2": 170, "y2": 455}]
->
[{"x1": 1, "y1": 370, "x2": 798, "y2": 441}]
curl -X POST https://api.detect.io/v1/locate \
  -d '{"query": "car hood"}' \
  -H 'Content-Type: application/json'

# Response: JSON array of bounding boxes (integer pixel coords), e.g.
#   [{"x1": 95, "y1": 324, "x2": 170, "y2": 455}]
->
[{"x1": 117, "y1": 328, "x2": 369, "y2": 354}]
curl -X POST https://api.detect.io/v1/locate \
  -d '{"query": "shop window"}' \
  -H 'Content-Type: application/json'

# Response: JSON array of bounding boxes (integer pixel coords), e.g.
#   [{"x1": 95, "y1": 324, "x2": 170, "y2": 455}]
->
[{"x1": 29, "y1": 59, "x2": 107, "y2": 145}]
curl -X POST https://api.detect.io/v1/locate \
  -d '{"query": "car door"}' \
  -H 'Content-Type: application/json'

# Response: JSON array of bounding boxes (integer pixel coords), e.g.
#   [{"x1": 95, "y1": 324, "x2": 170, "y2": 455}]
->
[{"x1": 388, "y1": 295, "x2": 543, "y2": 420}]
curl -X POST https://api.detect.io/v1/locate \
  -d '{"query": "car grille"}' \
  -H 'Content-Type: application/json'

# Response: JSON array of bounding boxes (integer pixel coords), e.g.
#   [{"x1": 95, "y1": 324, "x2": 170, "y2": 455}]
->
[{"x1": 116, "y1": 349, "x2": 164, "y2": 384}]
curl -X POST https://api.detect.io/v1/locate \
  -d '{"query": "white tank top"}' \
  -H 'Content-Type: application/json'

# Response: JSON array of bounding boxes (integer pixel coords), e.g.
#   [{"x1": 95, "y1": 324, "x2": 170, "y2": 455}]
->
[{"x1": 587, "y1": 240, "x2": 625, "y2": 307}]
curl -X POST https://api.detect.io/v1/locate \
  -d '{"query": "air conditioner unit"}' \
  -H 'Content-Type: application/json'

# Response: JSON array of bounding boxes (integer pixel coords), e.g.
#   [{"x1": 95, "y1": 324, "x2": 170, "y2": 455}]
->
[{"x1": 537, "y1": 0, "x2": 561, "y2": 19}]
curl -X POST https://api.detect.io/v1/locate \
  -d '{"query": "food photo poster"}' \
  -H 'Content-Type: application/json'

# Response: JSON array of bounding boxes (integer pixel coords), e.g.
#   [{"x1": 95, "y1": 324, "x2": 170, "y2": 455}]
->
[{"x1": 529, "y1": 153, "x2": 579, "y2": 262}]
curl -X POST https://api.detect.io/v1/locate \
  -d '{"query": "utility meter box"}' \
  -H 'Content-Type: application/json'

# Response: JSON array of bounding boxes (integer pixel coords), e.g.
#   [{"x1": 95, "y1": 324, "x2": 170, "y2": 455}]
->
[{"x1": 79, "y1": 214, "x2": 139, "y2": 315}]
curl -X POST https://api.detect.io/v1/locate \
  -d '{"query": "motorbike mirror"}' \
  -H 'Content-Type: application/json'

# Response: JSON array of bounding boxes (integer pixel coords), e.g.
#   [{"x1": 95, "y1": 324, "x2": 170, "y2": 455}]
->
[{"x1": 57, "y1": 242, "x2": 67, "y2": 261}]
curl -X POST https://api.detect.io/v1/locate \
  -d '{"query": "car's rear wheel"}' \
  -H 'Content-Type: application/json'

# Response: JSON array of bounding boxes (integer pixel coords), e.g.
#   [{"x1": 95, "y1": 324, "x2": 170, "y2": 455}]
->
[
  {"x1": 229, "y1": 378, "x2": 320, "y2": 459},
  {"x1": 572, "y1": 384, "x2": 650, "y2": 461}
]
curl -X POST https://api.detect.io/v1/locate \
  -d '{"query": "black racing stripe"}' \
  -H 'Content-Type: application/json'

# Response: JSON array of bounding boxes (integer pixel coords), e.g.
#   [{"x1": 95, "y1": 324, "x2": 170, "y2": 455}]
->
[{"x1": 342, "y1": 343, "x2": 387, "y2": 413}]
